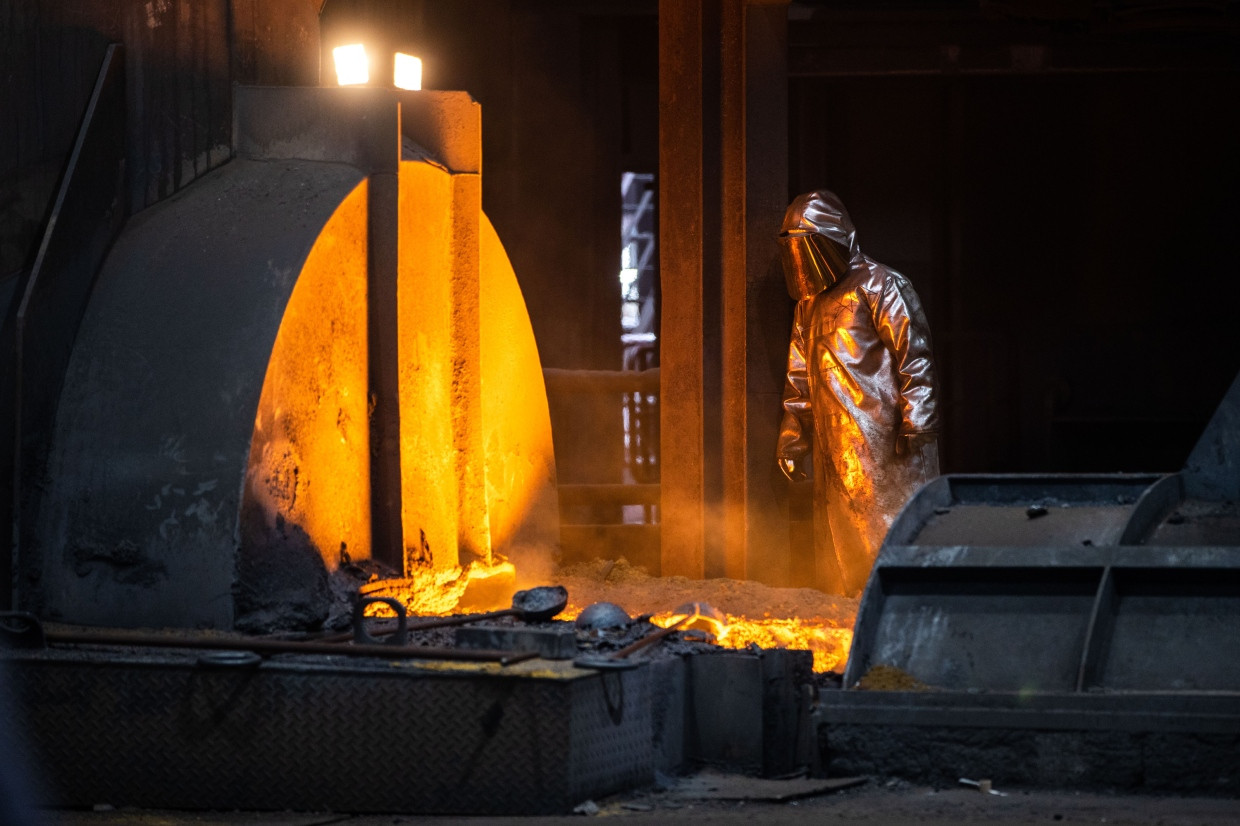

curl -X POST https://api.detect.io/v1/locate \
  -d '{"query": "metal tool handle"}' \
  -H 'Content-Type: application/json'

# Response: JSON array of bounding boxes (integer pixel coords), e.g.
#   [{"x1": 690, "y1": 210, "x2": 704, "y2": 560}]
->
[
  {"x1": 0, "y1": 611, "x2": 46, "y2": 649},
  {"x1": 611, "y1": 613, "x2": 691, "y2": 659}
]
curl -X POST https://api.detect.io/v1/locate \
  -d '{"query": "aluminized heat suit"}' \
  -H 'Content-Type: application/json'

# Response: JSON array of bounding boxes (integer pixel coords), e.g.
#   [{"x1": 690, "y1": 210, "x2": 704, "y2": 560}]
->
[{"x1": 776, "y1": 190, "x2": 940, "y2": 596}]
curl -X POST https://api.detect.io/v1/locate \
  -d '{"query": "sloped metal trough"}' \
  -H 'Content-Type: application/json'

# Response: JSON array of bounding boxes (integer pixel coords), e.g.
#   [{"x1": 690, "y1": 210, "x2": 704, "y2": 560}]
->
[{"x1": 820, "y1": 372, "x2": 1240, "y2": 793}]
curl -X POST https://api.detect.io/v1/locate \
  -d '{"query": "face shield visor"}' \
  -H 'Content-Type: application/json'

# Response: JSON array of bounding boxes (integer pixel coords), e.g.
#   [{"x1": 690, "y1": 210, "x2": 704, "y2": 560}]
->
[{"x1": 779, "y1": 230, "x2": 851, "y2": 300}]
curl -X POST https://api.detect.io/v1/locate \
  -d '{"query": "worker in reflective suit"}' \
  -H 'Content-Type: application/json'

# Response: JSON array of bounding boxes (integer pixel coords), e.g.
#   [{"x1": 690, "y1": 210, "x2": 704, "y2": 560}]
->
[{"x1": 776, "y1": 190, "x2": 940, "y2": 596}]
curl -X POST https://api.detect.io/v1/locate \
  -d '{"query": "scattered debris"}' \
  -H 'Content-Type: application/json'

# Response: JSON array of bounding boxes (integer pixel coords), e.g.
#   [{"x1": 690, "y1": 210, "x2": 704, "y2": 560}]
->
[
  {"x1": 854, "y1": 664, "x2": 932, "y2": 691},
  {"x1": 653, "y1": 770, "x2": 677, "y2": 792},
  {"x1": 959, "y1": 777, "x2": 1007, "y2": 796},
  {"x1": 575, "y1": 601, "x2": 631, "y2": 631},
  {"x1": 667, "y1": 769, "x2": 866, "y2": 803},
  {"x1": 1027, "y1": 505, "x2": 1049, "y2": 519},
  {"x1": 572, "y1": 799, "x2": 599, "y2": 815}
]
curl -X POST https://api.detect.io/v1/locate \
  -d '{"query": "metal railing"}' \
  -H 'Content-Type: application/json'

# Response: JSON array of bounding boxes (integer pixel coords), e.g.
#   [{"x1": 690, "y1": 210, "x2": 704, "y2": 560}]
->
[{"x1": 543, "y1": 367, "x2": 661, "y2": 573}]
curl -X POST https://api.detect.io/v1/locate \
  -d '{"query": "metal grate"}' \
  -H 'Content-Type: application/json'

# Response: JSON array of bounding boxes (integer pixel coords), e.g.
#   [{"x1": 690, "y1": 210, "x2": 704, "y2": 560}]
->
[{"x1": 4, "y1": 649, "x2": 653, "y2": 815}]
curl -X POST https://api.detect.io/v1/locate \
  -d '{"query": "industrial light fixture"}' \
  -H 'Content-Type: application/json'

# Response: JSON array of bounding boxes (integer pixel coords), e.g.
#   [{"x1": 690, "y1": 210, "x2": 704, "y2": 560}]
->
[
  {"x1": 321, "y1": 0, "x2": 426, "y2": 90},
  {"x1": 332, "y1": 43, "x2": 422, "y2": 90},
  {"x1": 393, "y1": 52, "x2": 422, "y2": 91},
  {"x1": 332, "y1": 43, "x2": 370, "y2": 86}
]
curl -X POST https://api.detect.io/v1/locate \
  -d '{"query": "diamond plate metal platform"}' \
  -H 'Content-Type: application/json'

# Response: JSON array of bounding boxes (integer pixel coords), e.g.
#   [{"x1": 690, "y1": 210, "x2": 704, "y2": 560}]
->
[{"x1": 1, "y1": 647, "x2": 652, "y2": 815}]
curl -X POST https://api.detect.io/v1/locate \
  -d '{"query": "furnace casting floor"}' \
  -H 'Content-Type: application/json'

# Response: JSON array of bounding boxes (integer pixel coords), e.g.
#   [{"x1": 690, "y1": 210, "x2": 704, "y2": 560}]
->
[{"x1": 39, "y1": 776, "x2": 1240, "y2": 825}]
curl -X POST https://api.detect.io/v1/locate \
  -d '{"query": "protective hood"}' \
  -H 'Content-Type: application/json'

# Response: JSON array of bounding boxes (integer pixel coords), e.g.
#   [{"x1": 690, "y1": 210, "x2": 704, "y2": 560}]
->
[{"x1": 778, "y1": 190, "x2": 860, "y2": 300}]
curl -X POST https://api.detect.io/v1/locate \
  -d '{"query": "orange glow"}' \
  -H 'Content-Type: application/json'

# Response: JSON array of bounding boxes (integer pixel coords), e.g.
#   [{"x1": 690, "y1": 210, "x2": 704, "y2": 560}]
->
[
  {"x1": 477, "y1": 210, "x2": 560, "y2": 555},
  {"x1": 244, "y1": 180, "x2": 371, "y2": 566},
  {"x1": 397, "y1": 161, "x2": 460, "y2": 571},
  {"x1": 656, "y1": 610, "x2": 852, "y2": 673},
  {"x1": 559, "y1": 600, "x2": 854, "y2": 673},
  {"x1": 361, "y1": 556, "x2": 519, "y2": 617},
  {"x1": 246, "y1": 149, "x2": 556, "y2": 591},
  {"x1": 397, "y1": 159, "x2": 558, "y2": 576},
  {"x1": 359, "y1": 569, "x2": 855, "y2": 672}
]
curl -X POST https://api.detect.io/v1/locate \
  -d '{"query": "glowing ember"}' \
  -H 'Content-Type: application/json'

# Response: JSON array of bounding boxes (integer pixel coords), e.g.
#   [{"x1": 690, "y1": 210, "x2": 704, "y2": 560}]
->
[
  {"x1": 556, "y1": 560, "x2": 858, "y2": 673},
  {"x1": 656, "y1": 611, "x2": 853, "y2": 673},
  {"x1": 558, "y1": 602, "x2": 853, "y2": 673},
  {"x1": 360, "y1": 557, "x2": 517, "y2": 617},
  {"x1": 352, "y1": 555, "x2": 857, "y2": 673}
]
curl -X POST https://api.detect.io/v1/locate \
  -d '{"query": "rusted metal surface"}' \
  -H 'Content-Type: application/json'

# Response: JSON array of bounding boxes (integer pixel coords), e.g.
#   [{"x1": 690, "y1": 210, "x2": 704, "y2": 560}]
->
[
  {"x1": 721, "y1": 1, "x2": 793, "y2": 586},
  {"x1": 543, "y1": 367, "x2": 661, "y2": 394},
  {"x1": 658, "y1": 0, "x2": 792, "y2": 585},
  {"x1": 559, "y1": 483, "x2": 661, "y2": 507},
  {"x1": 658, "y1": 0, "x2": 706, "y2": 579}
]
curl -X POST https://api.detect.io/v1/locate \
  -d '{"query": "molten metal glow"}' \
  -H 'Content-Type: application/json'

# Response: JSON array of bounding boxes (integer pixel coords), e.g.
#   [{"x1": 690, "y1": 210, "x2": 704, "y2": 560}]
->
[
  {"x1": 651, "y1": 611, "x2": 853, "y2": 673},
  {"x1": 363, "y1": 560, "x2": 855, "y2": 672},
  {"x1": 333, "y1": 44, "x2": 369, "y2": 86},
  {"x1": 560, "y1": 598, "x2": 854, "y2": 673},
  {"x1": 245, "y1": 181, "x2": 370, "y2": 566},
  {"x1": 361, "y1": 557, "x2": 518, "y2": 617},
  {"x1": 393, "y1": 53, "x2": 422, "y2": 90}
]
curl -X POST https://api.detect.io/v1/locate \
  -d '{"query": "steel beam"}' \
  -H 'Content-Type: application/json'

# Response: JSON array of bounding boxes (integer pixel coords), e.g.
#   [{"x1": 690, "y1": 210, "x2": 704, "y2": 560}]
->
[
  {"x1": 658, "y1": 0, "x2": 706, "y2": 578},
  {"x1": 661, "y1": 0, "x2": 790, "y2": 582}
]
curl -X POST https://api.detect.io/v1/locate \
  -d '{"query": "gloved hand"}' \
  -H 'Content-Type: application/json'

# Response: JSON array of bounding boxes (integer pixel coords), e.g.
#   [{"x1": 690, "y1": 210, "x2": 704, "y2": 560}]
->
[
  {"x1": 895, "y1": 432, "x2": 936, "y2": 458},
  {"x1": 778, "y1": 456, "x2": 808, "y2": 482}
]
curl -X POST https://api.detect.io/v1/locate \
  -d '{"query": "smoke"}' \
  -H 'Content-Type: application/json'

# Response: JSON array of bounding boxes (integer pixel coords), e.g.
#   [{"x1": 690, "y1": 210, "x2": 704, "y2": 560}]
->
[{"x1": 504, "y1": 540, "x2": 562, "y2": 590}]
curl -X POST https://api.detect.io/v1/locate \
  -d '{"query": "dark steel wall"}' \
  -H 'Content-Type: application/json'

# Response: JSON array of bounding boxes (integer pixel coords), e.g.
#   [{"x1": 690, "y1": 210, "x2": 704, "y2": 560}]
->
[
  {"x1": 3, "y1": 0, "x2": 1238, "y2": 495},
  {"x1": 422, "y1": 2, "x2": 659, "y2": 489},
  {"x1": 788, "y1": 13, "x2": 1240, "y2": 475},
  {"x1": 422, "y1": 1, "x2": 657, "y2": 375},
  {"x1": 0, "y1": 0, "x2": 319, "y2": 278}
]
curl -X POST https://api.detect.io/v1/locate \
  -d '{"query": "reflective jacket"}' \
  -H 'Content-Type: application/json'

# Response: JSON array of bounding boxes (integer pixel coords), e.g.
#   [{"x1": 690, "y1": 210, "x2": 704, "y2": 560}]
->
[{"x1": 777, "y1": 194, "x2": 939, "y2": 595}]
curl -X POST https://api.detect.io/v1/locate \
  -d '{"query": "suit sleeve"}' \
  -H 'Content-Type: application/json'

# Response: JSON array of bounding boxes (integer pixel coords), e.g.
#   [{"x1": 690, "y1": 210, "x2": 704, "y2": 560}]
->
[
  {"x1": 777, "y1": 299, "x2": 814, "y2": 461},
  {"x1": 872, "y1": 272, "x2": 939, "y2": 435}
]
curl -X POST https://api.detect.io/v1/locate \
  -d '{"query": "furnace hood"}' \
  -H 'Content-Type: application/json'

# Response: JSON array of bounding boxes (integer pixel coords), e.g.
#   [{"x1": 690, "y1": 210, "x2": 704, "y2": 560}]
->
[{"x1": 27, "y1": 88, "x2": 559, "y2": 631}]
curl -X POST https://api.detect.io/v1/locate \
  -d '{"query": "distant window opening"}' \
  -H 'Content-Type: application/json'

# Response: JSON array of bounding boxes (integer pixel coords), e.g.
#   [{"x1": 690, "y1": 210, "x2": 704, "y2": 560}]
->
[
  {"x1": 620, "y1": 172, "x2": 658, "y2": 522},
  {"x1": 620, "y1": 172, "x2": 656, "y2": 342}
]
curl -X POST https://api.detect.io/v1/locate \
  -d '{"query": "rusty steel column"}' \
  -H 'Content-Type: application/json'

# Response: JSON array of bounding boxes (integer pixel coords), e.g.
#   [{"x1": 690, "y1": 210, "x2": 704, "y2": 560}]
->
[
  {"x1": 662, "y1": 0, "x2": 790, "y2": 583},
  {"x1": 659, "y1": 0, "x2": 707, "y2": 578},
  {"x1": 450, "y1": 169, "x2": 489, "y2": 566},
  {"x1": 720, "y1": 0, "x2": 747, "y2": 581},
  {"x1": 368, "y1": 105, "x2": 405, "y2": 571},
  {"x1": 721, "y1": 0, "x2": 792, "y2": 583}
]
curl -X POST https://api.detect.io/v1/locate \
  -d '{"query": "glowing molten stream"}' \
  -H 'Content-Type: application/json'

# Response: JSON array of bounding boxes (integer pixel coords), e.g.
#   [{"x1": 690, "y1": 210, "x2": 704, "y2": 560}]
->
[
  {"x1": 357, "y1": 557, "x2": 857, "y2": 674},
  {"x1": 628, "y1": 608, "x2": 851, "y2": 674}
]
